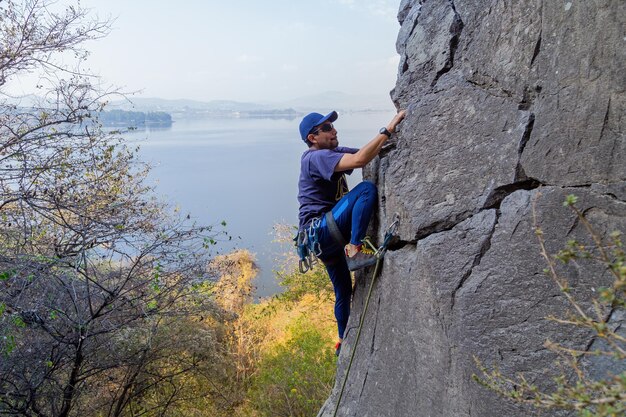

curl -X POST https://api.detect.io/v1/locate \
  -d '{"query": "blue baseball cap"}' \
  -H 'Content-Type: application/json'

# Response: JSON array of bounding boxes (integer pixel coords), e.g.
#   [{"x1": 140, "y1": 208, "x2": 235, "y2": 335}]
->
[{"x1": 299, "y1": 111, "x2": 338, "y2": 141}]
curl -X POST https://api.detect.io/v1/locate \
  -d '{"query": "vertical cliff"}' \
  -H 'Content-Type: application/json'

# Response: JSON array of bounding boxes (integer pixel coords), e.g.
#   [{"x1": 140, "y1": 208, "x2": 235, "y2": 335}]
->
[{"x1": 319, "y1": 1, "x2": 625, "y2": 416}]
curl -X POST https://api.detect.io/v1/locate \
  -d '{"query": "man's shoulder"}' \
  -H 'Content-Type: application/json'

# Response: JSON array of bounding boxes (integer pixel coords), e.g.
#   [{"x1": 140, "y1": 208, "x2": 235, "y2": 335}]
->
[
  {"x1": 303, "y1": 148, "x2": 340, "y2": 159},
  {"x1": 301, "y1": 148, "x2": 343, "y2": 176}
]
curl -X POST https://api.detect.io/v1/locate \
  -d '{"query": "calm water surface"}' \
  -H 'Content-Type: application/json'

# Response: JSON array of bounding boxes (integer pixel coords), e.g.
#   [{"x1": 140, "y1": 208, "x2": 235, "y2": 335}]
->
[{"x1": 125, "y1": 111, "x2": 395, "y2": 297}]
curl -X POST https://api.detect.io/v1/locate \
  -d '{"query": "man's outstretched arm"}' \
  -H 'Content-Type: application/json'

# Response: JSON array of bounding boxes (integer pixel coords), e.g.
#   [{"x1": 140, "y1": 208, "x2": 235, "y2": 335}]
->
[{"x1": 335, "y1": 110, "x2": 406, "y2": 171}]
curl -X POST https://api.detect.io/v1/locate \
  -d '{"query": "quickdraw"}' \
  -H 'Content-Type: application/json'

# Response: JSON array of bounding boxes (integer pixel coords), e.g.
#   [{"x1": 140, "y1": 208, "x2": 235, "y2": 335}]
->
[
  {"x1": 362, "y1": 213, "x2": 399, "y2": 259},
  {"x1": 308, "y1": 217, "x2": 323, "y2": 257},
  {"x1": 295, "y1": 217, "x2": 322, "y2": 273}
]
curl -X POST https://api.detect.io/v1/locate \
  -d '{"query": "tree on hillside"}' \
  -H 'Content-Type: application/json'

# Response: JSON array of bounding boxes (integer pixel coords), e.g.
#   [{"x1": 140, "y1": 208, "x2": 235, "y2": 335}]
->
[{"x1": 0, "y1": 1, "x2": 225, "y2": 416}]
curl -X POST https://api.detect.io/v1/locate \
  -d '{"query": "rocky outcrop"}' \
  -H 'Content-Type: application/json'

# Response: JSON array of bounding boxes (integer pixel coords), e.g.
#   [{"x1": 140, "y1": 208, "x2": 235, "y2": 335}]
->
[{"x1": 319, "y1": 1, "x2": 625, "y2": 416}]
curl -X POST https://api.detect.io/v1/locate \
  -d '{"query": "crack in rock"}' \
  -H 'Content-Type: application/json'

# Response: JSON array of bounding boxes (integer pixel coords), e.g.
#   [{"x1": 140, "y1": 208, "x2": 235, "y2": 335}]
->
[
  {"x1": 531, "y1": 0, "x2": 544, "y2": 69},
  {"x1": 402, "y1": 57, "x2": 410, "y2": 74},
  {"x1": 359, "y1": 369, "x2": 369, "y2": 400},
  {"x1": 398, "y1": 3, "x2": 423, "y2": 75},
  {"x1": 569, "y1": 183, "x2": 626, "y2": 197},
  {"x1": 431, "y1": 0, "x2": 464, "y2": 87},
  {"x1": 581, "y1": 305, "x2": 621, "y2": 362},
  {"x1": 450, "y1": 210, "x2": 499, "y2": 310},
  {"x1": 482, "y1": 178, "x2": 543, "y2": 210},
  {"x1": 406, "y1": 3, "x2": 423, "y2": 39},
  {"x1": 397, "y1": 0, "x2": 412, "y2": 25},
  {"x1": 530, "y1": 31, "x2": 542, "y2": 67},
  {"x1": 515, "y1": 112, "x2": 536, "y2": 181},
  {"x1": 604, "y1": 192, "x2": 626, "y2": 203},
  {"x1": 386, "y1": 238, "x2": 414, "y2": 252},
  {"x1": 466, "y1": 78, "x2": 515, "y2": 98},
  {"x1": 414, "y1": 210, "x2": 475, "y2": 241},
  {"x1": 599, "y1": 97, "x2": 611, "y2": 142}
]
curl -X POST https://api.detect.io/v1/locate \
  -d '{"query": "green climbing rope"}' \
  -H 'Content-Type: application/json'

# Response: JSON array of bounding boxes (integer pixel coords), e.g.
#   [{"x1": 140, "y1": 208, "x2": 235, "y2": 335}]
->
[{"x1": 332, "y1": 215, "x2": 399, "y2": 417}]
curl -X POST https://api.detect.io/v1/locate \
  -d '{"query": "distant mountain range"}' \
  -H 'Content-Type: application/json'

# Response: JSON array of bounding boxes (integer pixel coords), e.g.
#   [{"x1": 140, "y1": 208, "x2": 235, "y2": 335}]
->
[
  {"x1": 4, "y1": 91, "x2": 396, "y2": 120},
  {"x1": 108, "y1": 91, "x2": 395, "y2": 115},
  {"x1": 109, "y1": 98, "x2": 268, "y2": 112}
]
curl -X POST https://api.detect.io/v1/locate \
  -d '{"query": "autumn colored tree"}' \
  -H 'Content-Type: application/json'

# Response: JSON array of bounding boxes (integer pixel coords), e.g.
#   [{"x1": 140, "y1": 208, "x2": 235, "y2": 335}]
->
[{"x1": 0, "y1": 1, "x2": 225, "y2": 416}]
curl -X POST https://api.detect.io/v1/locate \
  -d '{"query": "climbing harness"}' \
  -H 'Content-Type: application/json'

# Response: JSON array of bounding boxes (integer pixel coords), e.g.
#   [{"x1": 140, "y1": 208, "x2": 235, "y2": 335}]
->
[
  {"x1": 325, "y1": 211, "x2": 348, "y2": 247},
  {"x1": 296, "y1": 212, "x2": 351, "y2": 273},
  {"x1": 332, "y1": 214, "x2": 400, "y2": 417}
]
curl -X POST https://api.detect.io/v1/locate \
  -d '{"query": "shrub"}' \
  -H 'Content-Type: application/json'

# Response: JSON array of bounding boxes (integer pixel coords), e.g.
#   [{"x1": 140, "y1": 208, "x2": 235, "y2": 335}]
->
[{"x1": 246, "y1": 319, "x2": 337, "y2": 417}]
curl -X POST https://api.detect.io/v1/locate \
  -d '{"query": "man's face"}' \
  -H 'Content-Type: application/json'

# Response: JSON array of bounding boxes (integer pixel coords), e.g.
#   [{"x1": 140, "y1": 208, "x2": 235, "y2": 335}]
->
[{"x1": 308, "y1": 122, "x2": 338, "y2": 150}]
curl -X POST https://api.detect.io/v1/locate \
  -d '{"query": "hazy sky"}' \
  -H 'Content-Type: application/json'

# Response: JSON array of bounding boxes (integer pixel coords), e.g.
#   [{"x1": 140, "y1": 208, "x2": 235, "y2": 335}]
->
[{"x1": 21, "y1": 0, "x2": 402, "y2": 104}]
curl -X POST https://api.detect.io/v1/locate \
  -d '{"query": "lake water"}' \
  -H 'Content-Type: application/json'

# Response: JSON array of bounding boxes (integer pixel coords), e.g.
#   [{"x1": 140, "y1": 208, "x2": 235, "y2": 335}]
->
[{"x1": 125, "y1": 111, "x2": 396, "y2": 297}]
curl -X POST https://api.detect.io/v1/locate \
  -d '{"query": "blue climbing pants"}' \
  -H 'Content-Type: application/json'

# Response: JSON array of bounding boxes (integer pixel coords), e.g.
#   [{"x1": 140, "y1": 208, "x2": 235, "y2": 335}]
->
[{"x1": 316, "y1": 181, "x2": 377, "y2": 339}]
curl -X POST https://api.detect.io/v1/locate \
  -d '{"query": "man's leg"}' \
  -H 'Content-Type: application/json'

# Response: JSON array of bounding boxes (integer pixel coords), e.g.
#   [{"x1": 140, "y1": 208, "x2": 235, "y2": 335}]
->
[
  {"x1": 317, "y1": 181, "x2": 377, "y2": 341},
  {"x1": 323, "y1": 256, "x2": 352, "y2": 340},
  {"x1": 331, "y1": 181, "x2": 377, "y2": 246}
]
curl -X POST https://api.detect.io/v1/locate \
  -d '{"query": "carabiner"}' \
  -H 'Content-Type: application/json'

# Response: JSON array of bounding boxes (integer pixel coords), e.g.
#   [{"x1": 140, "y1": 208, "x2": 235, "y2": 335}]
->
[
  {"x1": 299, "y1": 258, "x2": 310, "y2": 273},
  {"x1": 313, "y1": 241, "x2": 322, "y2": 257},
  {"x1": 385, "y1": 213, "x2": 400, "y2": 237}
]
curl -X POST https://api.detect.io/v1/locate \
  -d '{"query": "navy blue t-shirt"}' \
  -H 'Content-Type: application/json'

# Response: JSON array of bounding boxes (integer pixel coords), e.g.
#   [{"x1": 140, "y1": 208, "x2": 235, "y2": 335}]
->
[{"x1": 298, "y1": 146, "x2": 358, "y2": 229}]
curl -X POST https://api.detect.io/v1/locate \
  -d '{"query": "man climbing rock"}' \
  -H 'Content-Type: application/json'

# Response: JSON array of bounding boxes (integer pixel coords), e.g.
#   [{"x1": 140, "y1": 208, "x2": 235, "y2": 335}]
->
[{"x1": 297, "y1": 109, "x2": 406, "y2": 354}]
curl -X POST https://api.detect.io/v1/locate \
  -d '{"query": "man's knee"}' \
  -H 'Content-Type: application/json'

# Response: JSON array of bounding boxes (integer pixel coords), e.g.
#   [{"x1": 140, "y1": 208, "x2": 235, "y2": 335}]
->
[{"x1": 356, "y1": 180, "x2": 377, "y2": 197}]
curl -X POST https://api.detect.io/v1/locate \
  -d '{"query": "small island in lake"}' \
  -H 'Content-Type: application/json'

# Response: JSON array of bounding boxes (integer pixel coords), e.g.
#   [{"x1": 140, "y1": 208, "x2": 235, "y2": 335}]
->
[{"x1": 98, "y1": 109, "x2": 173, "y2": 127}]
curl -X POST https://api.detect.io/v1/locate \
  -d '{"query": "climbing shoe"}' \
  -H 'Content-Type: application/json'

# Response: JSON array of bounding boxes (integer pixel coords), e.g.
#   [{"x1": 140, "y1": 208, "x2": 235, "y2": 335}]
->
[
  {"x1": 335, "y1": 341, "x2": 342, "y2": 356},
  {"x1": 345, "y1": 250, "x2": 378, "y2": 271}
]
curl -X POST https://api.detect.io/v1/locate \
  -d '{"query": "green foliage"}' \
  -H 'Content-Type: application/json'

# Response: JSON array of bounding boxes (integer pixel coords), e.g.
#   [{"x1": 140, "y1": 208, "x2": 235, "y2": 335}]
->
[
  {"x1": 246, "y1": 319, "x2": 337, "y2": 417},
  {"x1": 118, "y1": 247, "x2": 337, "y2": 417},
  {"x1": 12, "y1": 316, "x2": 25, "y2": 328},
  {"x1": 1, "y1": 313, "x2": 24, "y2": 357},
  {"x1": 1, "y1": 335, "x2": 16, "y2": 357},
  {"x1": 563, "y1": 194, "x2": 579, "y2": 207},
  {"x1": 276, "y1": 263, "x2": 333, "y2": 305},
  {"x1": 475, "y1": 194, "x2": 626, "y2": 417}
]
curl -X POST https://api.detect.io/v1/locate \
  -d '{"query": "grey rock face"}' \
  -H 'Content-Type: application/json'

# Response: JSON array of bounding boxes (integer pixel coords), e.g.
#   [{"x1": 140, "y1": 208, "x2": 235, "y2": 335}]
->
[{"x1": 320, "y1": 1, "x2": 625, "y2": 416}]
